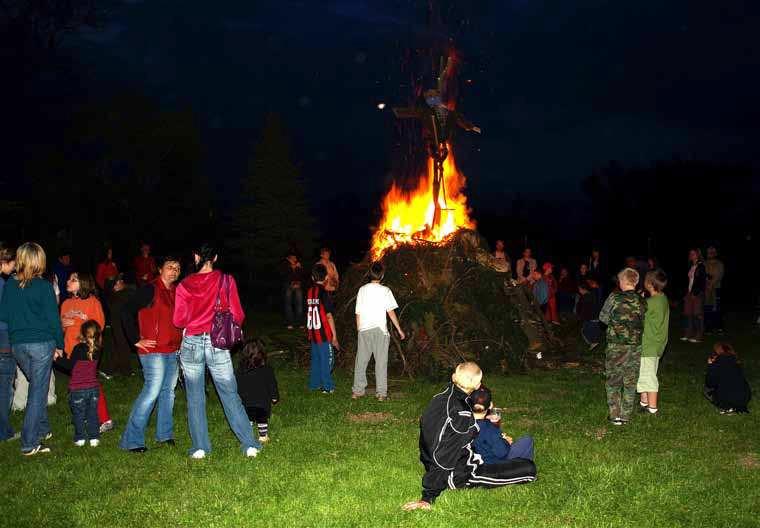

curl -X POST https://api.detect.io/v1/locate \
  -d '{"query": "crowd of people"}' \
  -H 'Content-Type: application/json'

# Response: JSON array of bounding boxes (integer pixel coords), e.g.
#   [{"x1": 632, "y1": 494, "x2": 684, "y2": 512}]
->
[{"x1": 0, "y1": 238, "x2": 751, "y2": 511}]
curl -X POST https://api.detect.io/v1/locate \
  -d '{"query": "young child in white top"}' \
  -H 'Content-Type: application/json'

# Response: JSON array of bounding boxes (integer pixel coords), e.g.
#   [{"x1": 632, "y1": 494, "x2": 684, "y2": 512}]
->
[{"x1": 352, "y1": 262, "x2": 405, "y2": 401}]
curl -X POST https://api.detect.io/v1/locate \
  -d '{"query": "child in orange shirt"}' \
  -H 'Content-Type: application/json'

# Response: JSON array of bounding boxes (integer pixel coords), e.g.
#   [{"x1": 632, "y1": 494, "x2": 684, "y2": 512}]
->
[{"x1": 60, "y1": 272, "x2": 113, "y2": 432}]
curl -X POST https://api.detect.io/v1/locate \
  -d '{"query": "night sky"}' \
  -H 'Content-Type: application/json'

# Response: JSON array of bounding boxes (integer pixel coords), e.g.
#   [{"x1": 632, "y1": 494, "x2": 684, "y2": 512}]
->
[{"x1": 19, "y1": 1, "x2": 760, "y2": 247}]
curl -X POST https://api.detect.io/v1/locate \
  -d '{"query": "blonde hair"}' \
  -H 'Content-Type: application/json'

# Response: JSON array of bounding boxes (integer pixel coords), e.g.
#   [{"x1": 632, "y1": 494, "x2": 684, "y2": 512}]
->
[
  {"x1": 451, "y1": 362, "x2": 483, "y2": 393},
  {"x1": 15, "y1": 242, "x2": 46, "y2": 288},
  {"x1": 79, "y1": 320, "x2": 102, "y2": 361},
  {"x1": 617, "y1": 267, "x2": 639, "y2": 288}
]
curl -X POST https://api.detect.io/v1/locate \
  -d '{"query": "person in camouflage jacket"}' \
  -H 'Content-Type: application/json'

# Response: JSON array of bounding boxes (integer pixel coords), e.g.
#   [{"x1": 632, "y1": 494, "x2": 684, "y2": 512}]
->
[{"x1": 599, "y1": 268, "x2": 646, "y2": 425}]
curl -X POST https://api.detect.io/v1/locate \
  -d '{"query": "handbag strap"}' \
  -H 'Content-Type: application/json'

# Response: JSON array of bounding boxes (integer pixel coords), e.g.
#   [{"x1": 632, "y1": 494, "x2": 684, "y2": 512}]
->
[{"x1": 214, "y1": 274, "x2": 226, "y2": 312}]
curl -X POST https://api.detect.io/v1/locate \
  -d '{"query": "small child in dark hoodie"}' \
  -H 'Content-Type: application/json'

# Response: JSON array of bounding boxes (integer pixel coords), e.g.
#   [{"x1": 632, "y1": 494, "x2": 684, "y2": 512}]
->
[
  {"x1": 54, "y1": 320, "x2": 103, "y2": 447},
  {"x1": 235, "y1": 339, "x2": 279, "y2": 442},
  {"x1": 470, "y1": 386, "x2": 534, "y2": 463},
  {"x1": 704, "y1": 342, "x2": 751, "y2": 414}
]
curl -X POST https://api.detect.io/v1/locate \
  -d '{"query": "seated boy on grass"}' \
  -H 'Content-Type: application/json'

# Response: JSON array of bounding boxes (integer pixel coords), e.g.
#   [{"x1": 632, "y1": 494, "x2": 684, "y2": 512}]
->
[
  {"x1": 402, "y1": 362, "x2": 537, "y2": 511},
  {"x1": 470, "y1": 386, "x2": 534, "y2": 463}
]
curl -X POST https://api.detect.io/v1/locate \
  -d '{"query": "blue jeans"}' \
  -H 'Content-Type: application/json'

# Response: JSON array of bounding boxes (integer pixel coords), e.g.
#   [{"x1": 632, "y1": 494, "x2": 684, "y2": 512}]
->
[
  {"x1": 284, "y1": 285, "x2": 304, "y2": 326},
  {"x1": 0, "y1": 351, "x2": 16, "y2": 440},
  {"x1": 12, "y1": 341, "x2": 54, "y2": 452},
  {"x1": 309, "y1": 342, "x2": 334, "y2": 391},
  {"x1": 119, "y1": 352, "x2": 178, "y2": 450},
  {"x1": 506, "y1": 435, "x2": 535, "y2": 461},
  {"x1": 179, "y1": 334, "x2": 260, "y2": 454},
  {"x1": 69, "y1": 387, "x2": 99, "y2": 441}
]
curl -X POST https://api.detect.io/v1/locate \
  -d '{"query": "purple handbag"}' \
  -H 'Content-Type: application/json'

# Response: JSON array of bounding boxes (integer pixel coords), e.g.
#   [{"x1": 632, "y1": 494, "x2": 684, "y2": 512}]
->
[{"x1": 210, "y1": 274, "x2": 243, "y2": 350}]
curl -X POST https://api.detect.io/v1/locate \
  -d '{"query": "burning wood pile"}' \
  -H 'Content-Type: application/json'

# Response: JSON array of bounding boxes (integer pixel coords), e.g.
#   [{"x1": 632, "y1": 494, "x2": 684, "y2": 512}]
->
[{"x1": 335, "y1": 229, "x2": 554, "y2": 379}]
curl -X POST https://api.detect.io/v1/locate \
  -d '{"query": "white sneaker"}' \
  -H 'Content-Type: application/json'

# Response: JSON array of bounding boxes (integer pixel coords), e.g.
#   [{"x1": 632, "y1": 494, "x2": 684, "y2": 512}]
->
[
  {"x1": 245, "y1": 447, "x2": 259, "y2": 458},
  {"x1": 679, "y1": 336, "x2": 689, "y2": 341},
  {"x1": 89, "y1": 439, "x2": 100, "y2": 447},
  {"x1": 259, "y1": 436, "x2": 270, "y2": 443},
  {"x1": 190, "y1": 449, "x2": 206, "y2": 459},
  {"x1": 42, "y1": 432, "x2": 53, "y2": 441},
  {"x1": 74, "y1": 439, "x2": 86, "y2": 447}
]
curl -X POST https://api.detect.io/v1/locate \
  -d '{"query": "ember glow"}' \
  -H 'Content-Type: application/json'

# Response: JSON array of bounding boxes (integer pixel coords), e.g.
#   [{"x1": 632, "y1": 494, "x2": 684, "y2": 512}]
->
[{"x1": 370, "y1": 144, "x2": 475, "y2": 259}]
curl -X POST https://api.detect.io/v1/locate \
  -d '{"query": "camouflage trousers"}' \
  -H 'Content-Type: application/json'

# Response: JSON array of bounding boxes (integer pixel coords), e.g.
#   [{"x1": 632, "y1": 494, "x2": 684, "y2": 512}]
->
[{"x1": 605, "y1": 344, "x2": 641, "y2": 420}]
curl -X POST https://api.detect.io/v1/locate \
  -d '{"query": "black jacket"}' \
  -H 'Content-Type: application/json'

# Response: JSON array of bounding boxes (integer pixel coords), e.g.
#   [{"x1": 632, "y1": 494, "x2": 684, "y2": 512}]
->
[
  {"x1": 706, "y1": 356, "x2": 751, "y2": 411},
  {"x1": 235, "y1": 365, "x2": 280, "y2": 412},
  {"x1": 418, "y1": 383, "x2": 481, "y2": 503},
  {"x1": 688, "y1": 261, "x2": 707, "y2": 297}
]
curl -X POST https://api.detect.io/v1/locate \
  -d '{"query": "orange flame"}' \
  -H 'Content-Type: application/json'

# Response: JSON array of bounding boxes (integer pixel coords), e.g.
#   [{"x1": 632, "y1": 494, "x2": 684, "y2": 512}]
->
[{"x1": 370, "y1": 144, "x2": 475, "y2": 259}]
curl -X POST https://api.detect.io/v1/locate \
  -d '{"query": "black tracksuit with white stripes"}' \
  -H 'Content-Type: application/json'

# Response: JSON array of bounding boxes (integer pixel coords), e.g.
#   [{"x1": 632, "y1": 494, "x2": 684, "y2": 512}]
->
[{"x1": 418, "y1": 383, "x2": 537, "y2": 503}]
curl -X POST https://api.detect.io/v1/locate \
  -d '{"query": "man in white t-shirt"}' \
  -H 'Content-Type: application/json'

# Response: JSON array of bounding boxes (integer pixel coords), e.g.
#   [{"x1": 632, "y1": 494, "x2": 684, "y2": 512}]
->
[{"x1": 352, "y1": 262, "x2": 405, "y2": 401}]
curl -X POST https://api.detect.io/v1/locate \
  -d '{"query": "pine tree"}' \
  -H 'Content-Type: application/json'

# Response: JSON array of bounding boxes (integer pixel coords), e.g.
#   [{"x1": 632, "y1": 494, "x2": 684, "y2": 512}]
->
[{"x1": 234, "y1": 114, "x2": 317, "y2": 284}]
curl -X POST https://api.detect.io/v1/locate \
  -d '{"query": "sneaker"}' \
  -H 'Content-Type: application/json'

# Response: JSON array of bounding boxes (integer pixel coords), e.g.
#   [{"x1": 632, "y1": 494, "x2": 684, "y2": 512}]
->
[
  {"x1": 351, "y1": 392, "x2": 364, "y2": 400},
  {"x1": 6, "y1": 432, "x2": 21, "y2": 441},
  {"x1": 99, "y1": 420, "x2": 114, "y2": 434},
  {"x1": 41, "y1": 432, "x2": 53, "y2": 441},
  {"x1": 679, "y1": 336, "x2": 689, "y2": 341},
  {"x1": 588, "y1": 342, "x2": 599, "y2": 351},
  {"x1": 619, "y1": 418, "x2": 630, "y2": 425},
  {"x1": 89, "y1": 439, "x2": 100, "y2": 447},
  {"x1": 377, "y1": 395, "x2": 388, "y2": 402},
  {"x1": 286, "y1": 325, "x2": 294, "y2": 330},
  {"x1": 646, "y1": 408, "x2": 659, "y2": 415},
  {"x1": 638, "y1": 404, "x2": 649, "y2": 413},
  {"x1": 128, "y1": 446, "x2": 148, "y2": 453},
  {"x1": 259, "y1": 436, "x2": 270, "y2": 443},
  {"x1": 245, "y1": 447, "x2": 259, "y2": 457},
  {"x1": 190, "y1": 449, "x2": 206, "y2": 459},
  {"x1": 98, "y1": 370, "x2": 113, "y2": 380},
  {"x1": 22, "y1": 445, "x2": 51, "y2": 456},
  {"x1": 321, "y1": 389, "x2": 334, "y2": 394},
  {"x1": 688, "y1": 338, "x2": 703, "y2": 344},
  {"x1": 157, "y1": 439, "x2": 175, "y2": 447},
  {"x1": 74, "y1": 439, "x2": 86, "y2": 447},
  {"x1": 720, "y1": 408, "x2": 736, "y2": 415},
  {"x1": 609, "y1": 417, "x2": 624, "y2": 426}
]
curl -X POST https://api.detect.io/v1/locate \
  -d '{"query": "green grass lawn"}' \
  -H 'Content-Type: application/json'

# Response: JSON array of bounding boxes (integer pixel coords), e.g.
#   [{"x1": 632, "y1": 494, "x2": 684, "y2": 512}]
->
[{"x1": 1, "y1": 313, "x2": 758, "y2": 528}]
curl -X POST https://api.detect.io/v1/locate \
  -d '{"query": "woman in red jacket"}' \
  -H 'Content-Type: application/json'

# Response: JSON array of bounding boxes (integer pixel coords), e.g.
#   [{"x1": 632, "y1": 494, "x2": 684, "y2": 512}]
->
[
  {"x1": 173, "y1": 244, "x2": 260, "y2": 459},
  {"x1": 118, "y1": 256, "x2": 182, "y2": 453}
]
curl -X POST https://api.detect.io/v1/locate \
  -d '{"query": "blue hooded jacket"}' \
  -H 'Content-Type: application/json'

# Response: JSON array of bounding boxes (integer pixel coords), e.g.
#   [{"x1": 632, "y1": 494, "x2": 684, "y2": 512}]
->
[{"x1": 473, "y1": 419, "x2": 510, "y2": 464}]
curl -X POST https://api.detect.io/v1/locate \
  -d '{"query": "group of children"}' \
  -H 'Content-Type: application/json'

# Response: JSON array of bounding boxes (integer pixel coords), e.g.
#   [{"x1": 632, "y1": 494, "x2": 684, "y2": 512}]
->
[{"x1": 600, "y1": 266, "x2": 751, "y2": 425}]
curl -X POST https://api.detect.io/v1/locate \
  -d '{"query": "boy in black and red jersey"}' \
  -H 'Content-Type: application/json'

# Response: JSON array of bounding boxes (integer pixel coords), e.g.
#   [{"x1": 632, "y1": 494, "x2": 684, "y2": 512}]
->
[{"x1": 306, "y1": 264, "x2": 339, "y2": 393}]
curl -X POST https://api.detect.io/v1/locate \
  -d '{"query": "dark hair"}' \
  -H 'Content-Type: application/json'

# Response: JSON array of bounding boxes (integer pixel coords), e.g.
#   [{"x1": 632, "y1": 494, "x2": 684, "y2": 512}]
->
[
  {"x1": 312, "y1": 263, "x2": 327, "y2": 282},
  {"x1": 0, "y1": 245, "x2": 15, "y2": 264},
  {"x1": 80, "y1": 319, "x2": 103, "y2": 360},
  {"x1": 645, "y1": 269, "x2": 668, "y2": 292},
  {"x1": 709, "y1": 342, "x2": 738, "y2": 364},
  {"x1": 194, "y1": 243, "x2": 217, "y2": 268},
  {"x1": 58, "y1": 248, "x2": 72, "y2": 258},
  {"x1": 320, "y1": 247, "x2": 331, "y2": 254},
  {"x1": 101, "y1": 246, "x2": 113, "y2": 262},
  {"x1": 469, "y1": 386, "x2": 492, "y2": 413},
  {"x1": 158, "y1": 255, "x2": 181, "y2": 269},
  {"x1": 369, "y1": 261, "x2": 385, "y2": 281},
  {"x1": 74, "y1": 272, "x2": 97, "y2": 299},
  {"x1": 240, "y1": 339, "x2": 267, "y2": 370}
]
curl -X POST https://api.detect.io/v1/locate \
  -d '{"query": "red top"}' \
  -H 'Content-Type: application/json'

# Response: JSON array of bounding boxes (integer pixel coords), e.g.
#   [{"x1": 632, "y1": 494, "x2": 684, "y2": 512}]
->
[
  {"x1": 95, "y1": 261, "x2": 119, "y2": 289},
  {"x1": 137, "y1": 278, "x2": 182, "y2": 354},
  {"x1": 306, "y1": 285, "x2": 334, "y2": 344},
  {"x1": 173, "y1": 270, "x2": 245, "y2": 336},
  {"x1": 134, "y1": 255, "x2": 157, "y2": 286}
]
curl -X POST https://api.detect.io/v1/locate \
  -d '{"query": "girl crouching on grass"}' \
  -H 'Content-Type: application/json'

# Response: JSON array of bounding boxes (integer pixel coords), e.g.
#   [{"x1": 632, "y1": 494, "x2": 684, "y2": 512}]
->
[
  {"x1": 54, "y1": 320, "x2": 104, "y2": 446},
  {"x1": 704, "y1": 343, "x2": 751, "y2": 415},
  {"x1": 235, "y1": 339, "x2": 279, "y2": 443}
]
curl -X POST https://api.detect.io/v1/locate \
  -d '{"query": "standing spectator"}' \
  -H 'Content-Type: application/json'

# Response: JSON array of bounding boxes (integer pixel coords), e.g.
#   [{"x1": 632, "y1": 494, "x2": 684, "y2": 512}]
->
[
  {"x1": 103, "y1": 274, "x2": 134, "y2": 376},
  {"x1": 173, "y1": 244, "x2": 260, "y2": 459},
  {"x1": 577, "y1": 263, "x2": 590, "y2": 284},
  {"x1": 492, "y1": 240, "x2": 512, "y2": 275},
  {"x1": 542, "y1": 263, "x2": 559, "y2": 325},
  {"x1": 599, "y1": 268, "x2": 646, "y2": 425},
  {"x1": 95, "y1": 247, "x2": 119, "y2": 291},
  {"x1": 133, "y1": 242, "x2": 157, "y2": 287},
  {"x1": 0, "y1": 246, "x2": 18, "y2": 441},
  {"x1": 0, "y1": 243, "x2": 64, "y2": 455},
  {"x1": 515, "y1": 248, "x2": 537, "y2": 284},
  {"x1": 53, "y1": 320, "x2": 103, "y2": 447},
  {"x1": 119, "y1": 257, "x2": 182, "y2": 453},
  {"x1": 577, "y1": 280, "x2": 602, "y2": 349},
  {"x1": 588, "y1": 248, "x2": 606, "y2": 284},
  {"x1": 316, "y1": 247, "x2": 340, "y2": 296},
  {"x1": 704, "y1": 246, "x2": 725, "y2": 334},
  {"x1": 557, "y1": 267, "x2": 577, "y2": 314},
  {"x1": 306, "y1": 264, "x2": 339, "y2": 394},
  {"x1": 682, "y1": 249, "x2": 707, "y2": 344},
  {"x1": 281, "y1": 252, "x2": 306, "y2": 330},
  {"x1": 352, "y1": 262, "x2": 405, "y2": 401},
  {"x1": 61, "y1": 272, "x2": 113, "y2": 432},
  {"x1": 52, "y1": 250, "x2": 73, "y2": 302},
  {"x1": 637, "y1": 270, "x2": 670, "y2": 415}
]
